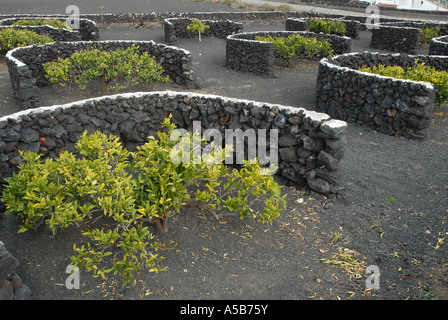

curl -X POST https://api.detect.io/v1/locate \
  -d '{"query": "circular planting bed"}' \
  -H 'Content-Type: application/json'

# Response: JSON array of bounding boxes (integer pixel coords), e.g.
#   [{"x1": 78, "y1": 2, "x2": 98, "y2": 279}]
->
[
  {"x1": 226, "y1": 30, "x2": 352, "y2": 77},
  {"x1": 315, "y1": 51, "x2": 448, "y2": 139},
  {"x1": 285, "y1": 17, "x2": 361, "y2": 40},
  {"x1": 429, "y1": 35, "x2": 448, "y2": 55},
  {"x1": 5, "y1": 40, "x2": 196, "y2": 110},
  {"x1": 0, "y1": 16, "x2": 99, "y2": 41}
]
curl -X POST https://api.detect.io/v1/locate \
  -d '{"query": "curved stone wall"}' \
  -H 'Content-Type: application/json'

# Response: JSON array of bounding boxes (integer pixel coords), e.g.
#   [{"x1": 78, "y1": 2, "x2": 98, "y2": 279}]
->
[
  {"x1": 429, "y1": 35, "x2": 448, "y2": 55},
  {"x1": 0, "y1": 17, "x2": 99, "y2": 41},
  {"x1": 164, "y1": 18, "x2": 243, "y2": 44},
  {"x1": 315, "y1": 52, "x2": 448, "y2": 139},
  {"x1": 370, "y1": 25, "x2": 421, "y2": 54},
  {"x1": 5, "y1": 40, "x2": 196, "y2": 110},
  {"x1": 0, "y1": 91, "x2": 347, "y2": 194},
  {"x1": 381, "y1": 20, "x2": 448, "y2": 36},
  {"x1": 226, "y1": 31, "x2": 352, "y2": 77}
]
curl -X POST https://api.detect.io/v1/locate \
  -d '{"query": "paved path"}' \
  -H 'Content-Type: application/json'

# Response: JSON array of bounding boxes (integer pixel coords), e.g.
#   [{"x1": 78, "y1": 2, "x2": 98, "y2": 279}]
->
[{"x1": 241, "y1": 0, "x2": 448, "y2": 21}]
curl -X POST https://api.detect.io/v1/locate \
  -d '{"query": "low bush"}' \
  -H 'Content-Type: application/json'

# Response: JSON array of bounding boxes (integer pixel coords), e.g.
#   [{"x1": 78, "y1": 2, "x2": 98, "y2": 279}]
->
[
  {"x1": 0, "y1": 28, "x2": 54, "y2": 54},
  {"x1": 2, "y1": 116, "x2": 286, "y2": 286},
  {"x1": 12, "y1": 19, "x2": 70, "y2": 30},
  {"x1": 308, "y1": 19, "x2": 346, "y2": 36},
  {"x1": 419, "y1": 26, "x2": 440, "y2": 46},
  {"x1": 43, "y1": 45, "x2": 170, "y2": 94},
  {"x1": 255, "y1": 34, "x2": 335, "y2": 65},
  {"x1": 359, "y1": 59, "x2": 448, "y2": 106}
]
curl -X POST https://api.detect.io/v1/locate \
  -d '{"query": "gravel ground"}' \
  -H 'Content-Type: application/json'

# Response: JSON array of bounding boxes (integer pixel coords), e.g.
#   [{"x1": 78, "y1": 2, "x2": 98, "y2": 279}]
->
[{"x1": 0, "y1": 0, "x2": 447, "y2": 306}]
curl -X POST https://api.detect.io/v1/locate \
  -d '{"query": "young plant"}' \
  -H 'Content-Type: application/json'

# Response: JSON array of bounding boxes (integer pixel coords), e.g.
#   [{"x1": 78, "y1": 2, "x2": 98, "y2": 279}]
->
[
  {"x1": 419, "y1": 26, "x2": 440, "y2": 46},
  {"x1": 255, "y1": 34, "x2": 334, "y2": 66},
  {"x1": 308, "y1": 19, "x2": 346, "y2": 36},
  {"x1": 0, "y1": 28, "x2": 54, "y2": 54},
  {"x1": 2, "y1": 116, "x2": 286, "y2": 286},
  {"x1": 43, "y1": 45, "x2": 170, "y2": 94},
  {"x1": 186, "y1": 19, "x2": 210, "y2": 42}
]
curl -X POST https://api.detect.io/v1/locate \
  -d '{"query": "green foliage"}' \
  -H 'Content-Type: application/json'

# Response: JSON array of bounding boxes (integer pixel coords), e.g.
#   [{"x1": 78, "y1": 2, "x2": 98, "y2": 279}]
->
[
  {"x1": 12, "y1": 19, "x2": 70, "y2": 30},
  {"x1": 43, "y1": 45, "x2": 170, "y2": 94},
  {"x1": 359, "y1": 59, "x2": 448, "y2": 107},
  {"x1": 419, "y1": 26, "x2": 440, "y2": 46},
  {"x1": 2, "y1": 116, "x2": 286, "y2": 286},
  {"x1": 186, "y1": 19, "x2": 210, "y2": 41},
  {"x1": 308, "y1": 19, "x2": 346, "y2": 36},
  {"x1": 255, "y1": 34, "x2": 335, "y2": 65},
  {"x1": 0, "y1": 28, "x2": 54, "y2": 55}
]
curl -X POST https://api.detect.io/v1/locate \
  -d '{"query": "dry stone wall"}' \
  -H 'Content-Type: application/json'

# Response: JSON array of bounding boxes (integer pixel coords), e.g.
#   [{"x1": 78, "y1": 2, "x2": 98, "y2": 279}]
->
[
  {"x1": 315, "y1": 52, "x2": 448, "y2": 139},
  {"x1": 370, "y1": 25, "x2": 421, "y2": 54},
  {"x1": 429, "y1": 35, "x2": 448, "y2": 55},
  {"x1": 0, "y1": 17, "x2": 99, "y2": 41},
  {"x1": 226, "y1": 31, "x2": 352, "y2": 77},
  {"x1": 0, "y1": 91, "x2": 347, "y2": 194},
  {"x1": 5, "y1": 40, "x2": 196, "y2": 110}
]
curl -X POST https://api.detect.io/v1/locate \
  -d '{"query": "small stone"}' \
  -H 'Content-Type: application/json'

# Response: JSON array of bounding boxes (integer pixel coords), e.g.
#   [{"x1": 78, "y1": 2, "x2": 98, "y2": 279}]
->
[
  {"x1": 320, "y1": 120, "x2": 347, "y2": 137},
  {"x1": 279, "y1": 147, "x2": 298, "y2": 162},
  {"x1": 273, "y1": 114, "x2": 286, "y2": 128},
  {"x1": 317, "y1": 151, "x2": 339, "y2": 171}
]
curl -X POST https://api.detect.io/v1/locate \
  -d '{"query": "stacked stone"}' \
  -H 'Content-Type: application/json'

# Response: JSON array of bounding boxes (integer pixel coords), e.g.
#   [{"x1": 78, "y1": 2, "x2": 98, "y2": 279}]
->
[
  {"x1": 164, "y1": 18, "x2": 243, "y2": 44},
  {"x1": 315, "y1": 52, "x2": 447, "y2": 139},
  {"x1": 0, "y1": 241, "x2": 31, "y2": 300},
  {"x1": 286, "y1": 18, "x2": 360, "y2": 40},
  {"x1": 381, "y1": 20, "x2": 448, "y2": 37},
  {"x1": 0, "y1": 91, "x2": 346, "y2": 194},
  {"x1": 429, "y1": 35, "x2": 448, "y2": 55},
  {"x1": 370, "y1": 25, "x2": 421, "y2": 54},
  {"x1": 5, "y1": 40, "x2": 196, "y2": 109},
  {"x1": 298, "y1": 0, "x2": 370, "y2": 8},
  {"x1": 226, "y1": 31, "x2": 351, "y2": 77},
  {"x1": 0, "y1": 17, "x2": 99, "y2": 41},
  {"x1": 226, "y1": 33, "x2": 275, "y2": 77}
]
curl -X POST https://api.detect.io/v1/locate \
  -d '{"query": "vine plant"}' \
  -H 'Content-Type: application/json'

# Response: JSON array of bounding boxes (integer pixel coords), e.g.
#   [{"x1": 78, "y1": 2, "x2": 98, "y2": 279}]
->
[{"x1": 2, "y1": 116, "x2": 286, "y2": 286}]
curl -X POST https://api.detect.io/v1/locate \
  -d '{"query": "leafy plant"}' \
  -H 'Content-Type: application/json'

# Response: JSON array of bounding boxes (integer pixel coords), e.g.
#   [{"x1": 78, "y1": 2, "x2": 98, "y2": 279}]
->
[
  {"x1": 255, "y1": 34, "x2": 334, "y2": 66},
  {"x1": 186, "y1": 19, "x2": 210, "y2": 42},
  {"x1": 12, "y1": 19, "x2": 70, "y2": 30},
  {"x1": 359, "y1": 60, "x2": 448, "y2": 107},
  {"x1": 0, "y1": 28, "x2": 54, "y2": 55},
  {"x1": 308, "y1": 19, "x2": 346, "y2": 36},
  {"x1": 419, "y1": 26, "x2": 440, "y2": 46},
  {"x1": 2, "y1": 116, "x2": 286, "y2": 286},
  {"x1": 43, "y1": 45, "x2": 170, "y2": 94}
]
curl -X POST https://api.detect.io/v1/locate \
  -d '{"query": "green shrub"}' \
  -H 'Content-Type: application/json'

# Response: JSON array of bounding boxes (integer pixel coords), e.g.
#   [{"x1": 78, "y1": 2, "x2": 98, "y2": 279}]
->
[
  {"x1": 359, "y1": 59, "x2": 448, "y2": 106},
  {"x1": 255, "y1": 34, "x2": 335, "y2": 65},
  {"x1": 12, "y1": 19, "x2": 70, "y2": 30},
  {"x1": 0, "y1": 28, "x2": 54, "y2": 55},
  {"x1": 43, "y1": 45, "x2": 170, "y2": 94},
  {"x1": 308, "y1": 19, "x2": 346, "y2": 36},
  {"x1": 2, "y1": 116, "x2": 286, "y2": 286},
  {"x1": 419, "y1": 26, "x2": 440, "y2": 46}
]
